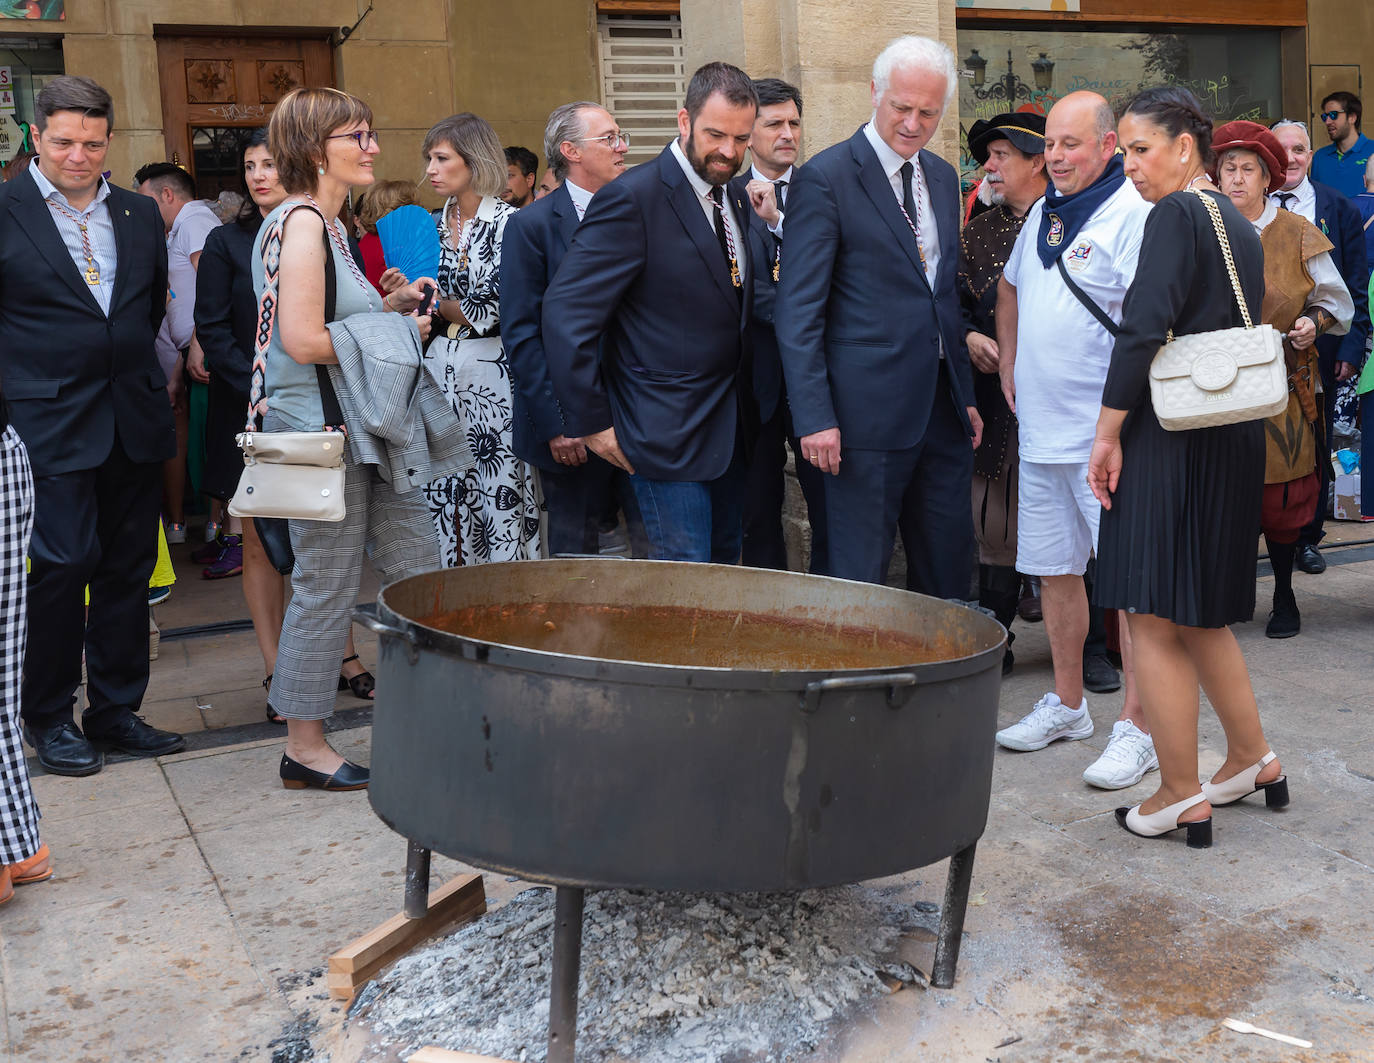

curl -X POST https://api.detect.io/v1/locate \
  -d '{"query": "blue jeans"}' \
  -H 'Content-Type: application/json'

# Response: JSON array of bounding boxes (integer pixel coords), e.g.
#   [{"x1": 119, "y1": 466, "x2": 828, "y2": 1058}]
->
[{"x1": 630, "y1": 455, "x2": 745, "y2": 563}]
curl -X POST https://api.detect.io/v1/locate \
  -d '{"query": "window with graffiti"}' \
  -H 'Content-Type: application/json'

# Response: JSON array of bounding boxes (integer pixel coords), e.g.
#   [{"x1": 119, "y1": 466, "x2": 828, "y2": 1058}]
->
[{"x1": 955, "y1": 26, "x2": 1283, "y2": 193}]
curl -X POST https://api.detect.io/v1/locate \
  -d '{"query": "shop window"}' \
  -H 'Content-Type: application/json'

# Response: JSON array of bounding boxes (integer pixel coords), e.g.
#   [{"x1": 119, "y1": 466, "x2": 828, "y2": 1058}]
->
[
  {"x1": 955, "y1": 26, "x2": 1283, "y2": 192},
  {"x1": 597, "y1": 11, "x2": 685, "y2": 167},
  {"x1": 0, "y1": 36, "x2": 63, "y2": 175}
]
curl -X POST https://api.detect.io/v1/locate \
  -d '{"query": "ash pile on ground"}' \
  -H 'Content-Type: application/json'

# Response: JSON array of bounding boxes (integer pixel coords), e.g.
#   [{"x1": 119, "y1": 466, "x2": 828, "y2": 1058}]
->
[{"x1": 353, "y1": 883, "x2": 935, "y2": 1062}]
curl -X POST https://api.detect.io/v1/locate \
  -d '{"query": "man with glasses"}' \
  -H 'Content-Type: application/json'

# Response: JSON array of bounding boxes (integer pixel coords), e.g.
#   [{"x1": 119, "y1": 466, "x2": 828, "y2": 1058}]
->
[
  {"x1": 1273, "y1": 118, "x2": 1370, "y2": 575},
  {"x1": 1313, "y1": 92, "x2": 1373, "y2": 200},
  {"x1": 543, "y1": 64, "x2": 758, "y2": 563},
  {"x1": 0, "y1": 76, "x2": 185, "y2": 777},
  {"x1": 501, "y1": 102, "x2": 644, "y2": 557}
]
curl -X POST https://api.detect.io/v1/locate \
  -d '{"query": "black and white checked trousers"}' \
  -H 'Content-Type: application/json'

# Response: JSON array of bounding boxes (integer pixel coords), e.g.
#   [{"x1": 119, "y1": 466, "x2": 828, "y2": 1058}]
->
[
  {"x1": 0, "y1": 426, "x2": 42, "y2": 863},
  {"x1": 264, "y1": 415, "x2": 441, "y2": 721}
]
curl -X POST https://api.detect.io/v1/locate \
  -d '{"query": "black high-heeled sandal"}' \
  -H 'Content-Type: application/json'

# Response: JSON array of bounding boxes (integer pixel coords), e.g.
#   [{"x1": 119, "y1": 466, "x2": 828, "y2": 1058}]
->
[
  {"x1": 263, "y1": 675, "x2": 286, "y2": 725},
  {"x1": 338, "y1": 654, "x2": 376, "y2": 700}
]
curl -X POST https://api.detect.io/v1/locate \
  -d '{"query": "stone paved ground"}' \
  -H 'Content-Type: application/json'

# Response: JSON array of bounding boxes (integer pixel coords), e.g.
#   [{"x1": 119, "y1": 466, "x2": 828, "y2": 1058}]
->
[{"x1": 2, "y1": 528, "x2": 1371, "y2": 1062}]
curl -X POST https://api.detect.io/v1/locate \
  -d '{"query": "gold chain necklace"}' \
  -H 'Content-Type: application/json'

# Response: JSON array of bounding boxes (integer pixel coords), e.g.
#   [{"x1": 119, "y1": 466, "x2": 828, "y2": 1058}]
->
[{"x1": 47, "y1": 198, "x2": 101, "y2": 285}]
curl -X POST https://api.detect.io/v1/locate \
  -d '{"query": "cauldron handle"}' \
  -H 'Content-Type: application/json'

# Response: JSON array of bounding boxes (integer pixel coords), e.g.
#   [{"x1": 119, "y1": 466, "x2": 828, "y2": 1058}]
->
[
  {"x1": 353, "y1": 602, "x2": 420, "y2": 664},
  {"x1": 799, "y1": 672, "x2": 917, "y2": 713}
]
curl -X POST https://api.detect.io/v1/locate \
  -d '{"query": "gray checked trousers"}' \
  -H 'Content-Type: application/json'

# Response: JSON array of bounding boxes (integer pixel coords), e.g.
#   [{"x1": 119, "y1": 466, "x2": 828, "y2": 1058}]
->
[
  {"x1": 1, "y1": 426, "x2": 42, "y2": 863},
  {"x1": 267, "y1": 440, "x2": 441, "y2": 722}
]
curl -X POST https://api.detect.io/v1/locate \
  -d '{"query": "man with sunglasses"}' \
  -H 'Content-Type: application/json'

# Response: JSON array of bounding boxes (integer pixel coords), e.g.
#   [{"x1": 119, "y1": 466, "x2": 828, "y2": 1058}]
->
[{"x1": 1313, "y1": 92, "x2": 1373, "y2": 200}]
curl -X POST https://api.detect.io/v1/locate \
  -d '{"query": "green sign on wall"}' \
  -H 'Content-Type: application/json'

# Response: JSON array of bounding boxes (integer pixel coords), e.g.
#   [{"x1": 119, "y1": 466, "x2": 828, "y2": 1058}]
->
[{"x1": 0, "y1": 0, "x2": 64, "y2": 19}]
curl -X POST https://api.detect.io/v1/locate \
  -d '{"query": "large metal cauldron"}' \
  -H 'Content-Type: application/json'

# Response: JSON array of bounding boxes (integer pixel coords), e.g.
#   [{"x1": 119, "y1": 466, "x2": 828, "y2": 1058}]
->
[{"x1": 356, "y1": 559, "x2": 1004, "y2": 1061}]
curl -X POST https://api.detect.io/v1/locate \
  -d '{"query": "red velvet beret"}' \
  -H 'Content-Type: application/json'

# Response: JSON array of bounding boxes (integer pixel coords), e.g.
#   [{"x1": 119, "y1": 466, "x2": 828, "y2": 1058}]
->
[{"x1": 1211, "y1": 120, "x2": 1289, "y2": 195}]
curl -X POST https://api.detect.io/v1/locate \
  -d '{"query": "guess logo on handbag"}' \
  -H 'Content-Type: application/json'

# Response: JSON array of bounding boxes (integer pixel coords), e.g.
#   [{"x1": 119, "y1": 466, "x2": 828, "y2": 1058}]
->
[{"x1": 1189, "y1": 350, "x2": 1240, "y2": 391}]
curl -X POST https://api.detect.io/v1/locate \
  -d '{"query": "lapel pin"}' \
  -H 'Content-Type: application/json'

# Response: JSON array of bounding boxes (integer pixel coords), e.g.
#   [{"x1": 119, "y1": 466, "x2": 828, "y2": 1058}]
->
[{"x1": 125, "y1": 209, "x2": 130, "y2": 216}]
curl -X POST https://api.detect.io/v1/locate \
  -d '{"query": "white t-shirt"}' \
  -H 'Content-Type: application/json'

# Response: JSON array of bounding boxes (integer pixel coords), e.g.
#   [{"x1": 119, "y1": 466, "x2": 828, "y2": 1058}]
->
[
  {"x1": 1003, "y1": 180, "x2": 1151, "y2": 463},
  {"x1": 155, "y1": 199, "x2": 222, "y2": 376}
]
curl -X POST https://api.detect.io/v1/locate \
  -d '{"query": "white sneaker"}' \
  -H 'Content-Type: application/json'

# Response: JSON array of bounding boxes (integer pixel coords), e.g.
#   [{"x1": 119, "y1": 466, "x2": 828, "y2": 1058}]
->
[
  {"x1": 995, "y1": 693, "x2": 1093, "y2": 751},
  {"x1": 1082, "y1": 719, "x2": 1159, "y2": 789},
  {"x1": 164, "y1": 521, "x2": 186, "y2": 545}
]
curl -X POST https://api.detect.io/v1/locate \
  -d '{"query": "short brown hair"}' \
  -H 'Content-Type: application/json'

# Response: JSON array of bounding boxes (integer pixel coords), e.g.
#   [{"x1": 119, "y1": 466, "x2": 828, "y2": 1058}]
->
[
  {"x1": 421, "y1": 113, "x2": 507, "y2": 199},
  {"x1": 356, "y1": 179, "x2": 418, "y2": 234},
  {"x1": 268, "y1": 86, "x2": 374, "y2": 195},
  {"x1": 35, "y1": 75, "x2": 115, "y2": 135}
]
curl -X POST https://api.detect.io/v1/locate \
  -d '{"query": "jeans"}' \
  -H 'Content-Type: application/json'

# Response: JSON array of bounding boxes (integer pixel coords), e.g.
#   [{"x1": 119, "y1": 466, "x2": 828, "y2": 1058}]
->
[{"x1": 630, "y1": 452, "x2": 745, "y2": 563}]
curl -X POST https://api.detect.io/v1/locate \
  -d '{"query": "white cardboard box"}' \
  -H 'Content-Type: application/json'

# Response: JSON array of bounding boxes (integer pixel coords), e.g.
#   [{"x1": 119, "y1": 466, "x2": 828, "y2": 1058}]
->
[{"x1": 1333, "y1": 471, "x2": 1370, "y2": 521}]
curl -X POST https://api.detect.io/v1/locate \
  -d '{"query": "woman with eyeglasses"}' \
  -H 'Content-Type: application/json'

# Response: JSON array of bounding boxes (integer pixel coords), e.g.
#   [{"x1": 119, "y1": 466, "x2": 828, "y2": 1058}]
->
[
  {"x1": 256, "y1": 88, "x2": 444, "y2": 791},
  {"x1": 384, "y1": 113, "x2": 541, "y2": 567}
]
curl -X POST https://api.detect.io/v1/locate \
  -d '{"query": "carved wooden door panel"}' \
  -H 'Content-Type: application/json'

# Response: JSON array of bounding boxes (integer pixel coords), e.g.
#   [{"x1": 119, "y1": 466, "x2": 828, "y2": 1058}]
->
[{"x1": 155, "y1": 35, "x2": 334, "y2": 199}]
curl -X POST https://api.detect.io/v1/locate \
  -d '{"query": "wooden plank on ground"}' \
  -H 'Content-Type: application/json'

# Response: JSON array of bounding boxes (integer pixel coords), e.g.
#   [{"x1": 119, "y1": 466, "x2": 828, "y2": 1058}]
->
[
  {"x1": 407, "y1": 1048, "x2": 517, "y2": 1063},
  {"x1": 327, "y1": 872, "x2": 486, "y2": 1000}
]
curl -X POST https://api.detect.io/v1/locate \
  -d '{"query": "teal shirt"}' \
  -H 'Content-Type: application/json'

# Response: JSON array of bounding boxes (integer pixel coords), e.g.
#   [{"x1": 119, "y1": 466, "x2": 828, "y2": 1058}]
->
[
  {"x1": 251, "y1": 199, "x2": 377, "y2": 430},
  {"x1": 1312, "y1": 134, "x2": 1374, "y2": 200}
]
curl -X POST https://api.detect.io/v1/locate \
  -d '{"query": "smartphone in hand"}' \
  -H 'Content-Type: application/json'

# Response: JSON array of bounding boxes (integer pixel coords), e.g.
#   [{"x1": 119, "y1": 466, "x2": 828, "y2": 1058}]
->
[{"x1": 418, "y1": 283, "x2": 437, "y2": 316}]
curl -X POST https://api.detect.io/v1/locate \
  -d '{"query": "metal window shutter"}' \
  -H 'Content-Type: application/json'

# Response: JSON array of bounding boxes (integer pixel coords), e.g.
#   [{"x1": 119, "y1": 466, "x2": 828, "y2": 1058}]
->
[{"x1": 597, "y1": 12, "x2": 685, "y2": 167}]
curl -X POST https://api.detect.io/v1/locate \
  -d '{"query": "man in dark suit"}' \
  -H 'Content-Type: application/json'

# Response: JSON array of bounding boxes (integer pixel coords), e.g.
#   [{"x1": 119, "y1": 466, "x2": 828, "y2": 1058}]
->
[
  {"x1": 729, "y1": 77, "x2": 829, "y2": 575},
  {"x1": 502, "y1": 99, "x2": 645, "y2": 557},
  {"x1": 776, "y1": 36, "x2": 981, "y2": 595},
  {"x1": 543, "y1": 62, "x2": 758, "y2": 563},
  {"x1": 0, "y1": 76, "x2": 184, "y2": 776},
  {"x1": 1271, "y1": 119, "x2": 1371, "y2": 573}
]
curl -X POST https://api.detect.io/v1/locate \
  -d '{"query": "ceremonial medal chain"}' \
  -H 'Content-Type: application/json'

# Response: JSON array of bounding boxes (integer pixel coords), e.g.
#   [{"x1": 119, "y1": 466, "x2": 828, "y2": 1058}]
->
[
  {"x1": 710, "y1": 195, "x2": 743, "y2": 288},
  {"x1": 47, "y1": 198, "x2": 101, "y2": 285},
  {"x1": 898, "y1": 163, "x2": 929, "y2": 273},
  {"x1": 447, "y1": 199, "x2": 476, "y2": 275}
]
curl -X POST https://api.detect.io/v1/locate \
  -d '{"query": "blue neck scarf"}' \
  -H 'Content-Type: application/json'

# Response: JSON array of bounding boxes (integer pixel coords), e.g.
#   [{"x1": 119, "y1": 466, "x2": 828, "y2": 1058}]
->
[{"x1": 1036, "y1": 153, "x2": 1126, "y2": 267}]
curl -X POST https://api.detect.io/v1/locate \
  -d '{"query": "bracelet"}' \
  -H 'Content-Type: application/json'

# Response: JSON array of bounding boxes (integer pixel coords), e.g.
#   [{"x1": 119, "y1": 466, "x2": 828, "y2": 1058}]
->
[{"x1": 382, "y1": 292, "x2": 395, "y2": 312}]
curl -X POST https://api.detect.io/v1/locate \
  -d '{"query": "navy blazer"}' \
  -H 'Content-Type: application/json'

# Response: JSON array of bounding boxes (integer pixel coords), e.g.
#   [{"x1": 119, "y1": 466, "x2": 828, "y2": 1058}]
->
[
  {"x1": 194, "y1": 220, "x2": 259, "y2": 397},
  {"x1": 729, "y1": 173, "x2": 784, "y2": 423},
  {"x1": 775, "y1": 128, "x2": 973, "y2": 449},
  {"x1": 0, "y1": 170, "x2": 174, "y2": 476},
  {"x1": 500, "y1": 183, "x2": 582, "y2": 472},
  {"x1": 542, "y1": 144, "x2": 753, "y2": 482},
  {"x1": 1312, "y1": 179, "x2": 1371, "y2": 369}
]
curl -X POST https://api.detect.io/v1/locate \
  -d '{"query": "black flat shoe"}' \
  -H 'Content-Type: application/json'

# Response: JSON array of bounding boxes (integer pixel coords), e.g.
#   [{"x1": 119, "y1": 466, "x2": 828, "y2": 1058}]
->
[
  {"x1": 84, "y1": 713, "x2": 187, "y2": 757},
  {"x1": 263, "y1": 675, "x2": 286, "y2": 725},
  {"x1": 279, "y1": 753, "x2": 369, "y2": 791},
  {"x1": 1295, "y1": 543, "x2": 1326, "y2": 574},
  {"x1": 1265, "y1": 592, "x2": 1300, "y2": 639},
  {"x1": 1082, "y1": 653, "x2": 1122, "y2": 693},
  {"x1": 338, "y1": 654, "x2": 375, "y2": 700},
  {"x1": 24, "y1": 722, "x2": 103, "y2": 777}
]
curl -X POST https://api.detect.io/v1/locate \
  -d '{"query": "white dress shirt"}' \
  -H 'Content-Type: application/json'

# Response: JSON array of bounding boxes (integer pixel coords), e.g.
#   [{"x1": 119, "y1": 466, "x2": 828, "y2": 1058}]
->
[
  {"x1": 670, "y1": 138, "x2": 746, "y2": 284},
  {"x1": 862, "y1": 119, "x2": 940, "y2": 285},
  {"x1": 565, "y1": 177, "x2": 594, "y2": 221},
  {"x1": 28, "y1": 163, "x2": 118, "y2": 316},
  {"x1": 1277, "y1": 176, "x2": 1317, "y2": 224}
]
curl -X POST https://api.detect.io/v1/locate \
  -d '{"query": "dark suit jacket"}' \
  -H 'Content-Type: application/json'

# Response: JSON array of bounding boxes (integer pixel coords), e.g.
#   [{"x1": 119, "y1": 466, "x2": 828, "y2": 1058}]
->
[
  {"x1": 1312, "y1": 179, "x2": 1371, "y2": 369},
  {"x1": 775, "y1": 128, "x2": 973, "y2": 450},
  {"x1": 194, "y1": 220, "x2": 259, "y2": 397},
  {"x1": 542, "y1": 144, "x2": 753, "y2": 482},
  {"x1": 0, "y1": 170, "x2": 173, "y2": 476},
  {"x1": 500, "y1": 182, "x2": 582, "y2": 472},
  {"x1": 729, "y1": 173, "x2": 784, "y2": 424}
]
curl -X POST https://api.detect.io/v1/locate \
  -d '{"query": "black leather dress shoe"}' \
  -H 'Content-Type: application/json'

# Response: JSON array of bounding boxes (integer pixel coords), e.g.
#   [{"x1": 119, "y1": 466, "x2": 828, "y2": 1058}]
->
[
  {"x1": 1295, "y1": 544, "x2": 1326, "y2": 574},
  {"x1": 24, "y1": 722, "x2": 103, "y2": 777},
  {"x1": 83, "y1": 713, "x2": 187, "y2": 757},
  {"x1": 279, "y1": 754, "x2": 369, "y2": 791},
  {"x1": 1082, "y1": 653, "x2": 1122, "y2": 693}
]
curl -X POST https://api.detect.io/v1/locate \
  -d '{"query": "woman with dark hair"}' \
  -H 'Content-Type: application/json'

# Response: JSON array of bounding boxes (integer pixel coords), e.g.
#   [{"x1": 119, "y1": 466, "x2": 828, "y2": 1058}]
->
[
  {"x1": 194, "y1": 129, "x2": 380, "y2": 724},
  {"x1": 384, "y1": 113, "x2": 541, "y2": 566},
  {"x1": 1087, "y1": 86, "x2": 1288, "y2": 848},
  {"x1": 253, "y1": 87, "x2": 459, "y2": 790}
]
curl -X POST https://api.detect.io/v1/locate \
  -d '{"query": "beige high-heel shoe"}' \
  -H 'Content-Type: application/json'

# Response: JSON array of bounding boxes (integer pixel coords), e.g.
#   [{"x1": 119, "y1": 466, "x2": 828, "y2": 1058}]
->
[
  {"x1": 1201, "y1": 751, "x2": 1288, "y2": 809},
  {"x1": 1115, "y1": 792, "x2": 1212, "y2": 848}
]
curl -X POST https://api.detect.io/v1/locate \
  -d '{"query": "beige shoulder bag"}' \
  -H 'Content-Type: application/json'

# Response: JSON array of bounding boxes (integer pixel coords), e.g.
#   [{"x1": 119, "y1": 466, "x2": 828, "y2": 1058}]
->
[{"x1": 1147, "y1": 189, "x2": 1288, "y2": 431}]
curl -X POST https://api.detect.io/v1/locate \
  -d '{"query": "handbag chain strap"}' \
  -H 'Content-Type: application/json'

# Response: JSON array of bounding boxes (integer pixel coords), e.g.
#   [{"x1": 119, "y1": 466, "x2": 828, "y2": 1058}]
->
[{"x1": 1189, "y1": 187, "x2": 1254, "y2": 329}]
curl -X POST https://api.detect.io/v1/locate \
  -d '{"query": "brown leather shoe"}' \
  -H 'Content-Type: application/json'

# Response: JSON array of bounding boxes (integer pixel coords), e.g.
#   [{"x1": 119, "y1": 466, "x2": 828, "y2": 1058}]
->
[{"x1": 8, "y1": 844, "x2": 52, "y2": 885}]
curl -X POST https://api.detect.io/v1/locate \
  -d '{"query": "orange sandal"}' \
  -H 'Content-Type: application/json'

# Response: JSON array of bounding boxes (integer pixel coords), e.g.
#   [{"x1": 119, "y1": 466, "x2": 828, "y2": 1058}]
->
[{"x1": 9, "y1": 844, "x2": 53, "y2": 885}]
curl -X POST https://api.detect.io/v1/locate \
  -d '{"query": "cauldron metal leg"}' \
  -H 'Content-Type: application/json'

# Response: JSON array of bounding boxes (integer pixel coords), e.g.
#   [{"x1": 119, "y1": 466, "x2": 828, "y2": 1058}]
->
[
  {"x1": 931, "y1": 841, "x2": 977, "y2": 989},
  {"x1": 404, "y1": 841, "x2": 431, "y2": 919},
  {"x1": 547, "y1": 886, "x2": 585, "y2": 1063}
]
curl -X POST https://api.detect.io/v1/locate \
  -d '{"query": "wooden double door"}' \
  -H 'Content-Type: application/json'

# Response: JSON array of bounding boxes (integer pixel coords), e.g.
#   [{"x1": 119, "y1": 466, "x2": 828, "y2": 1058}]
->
[{"x1": 155, "y1": 33, "x2": 333, "y2": 200}]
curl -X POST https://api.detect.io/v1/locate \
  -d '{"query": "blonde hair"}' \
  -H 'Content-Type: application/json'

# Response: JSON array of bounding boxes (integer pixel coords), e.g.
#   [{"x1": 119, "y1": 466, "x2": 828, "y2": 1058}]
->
[
  {"x1": 356, "y1": 179, "x2": 418, "y2": 234},
  {"x1": 421, "y1": 113, "x2": 507, "y2": 199},
  {"x1": 268, "y1": 86, "x2": 374, "y2": 195}
]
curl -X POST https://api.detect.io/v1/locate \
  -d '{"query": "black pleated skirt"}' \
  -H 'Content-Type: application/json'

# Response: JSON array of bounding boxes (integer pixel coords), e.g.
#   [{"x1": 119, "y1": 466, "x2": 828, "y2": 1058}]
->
[{"x1": 1093, "y1": 403, "x2": 1264, "y2": 629}]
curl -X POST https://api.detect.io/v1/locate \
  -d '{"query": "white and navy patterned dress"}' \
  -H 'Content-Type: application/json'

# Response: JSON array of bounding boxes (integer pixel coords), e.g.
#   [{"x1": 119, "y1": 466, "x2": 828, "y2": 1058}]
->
[{"x1": 421, "y1": 196, "x2": 542, "y2": 567}]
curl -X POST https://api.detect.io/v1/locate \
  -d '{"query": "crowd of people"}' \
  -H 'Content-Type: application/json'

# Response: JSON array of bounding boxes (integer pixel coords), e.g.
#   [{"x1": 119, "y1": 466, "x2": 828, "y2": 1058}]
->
[{"x1": 1, "y1": 38, "x2": 1371, "y2": 896}]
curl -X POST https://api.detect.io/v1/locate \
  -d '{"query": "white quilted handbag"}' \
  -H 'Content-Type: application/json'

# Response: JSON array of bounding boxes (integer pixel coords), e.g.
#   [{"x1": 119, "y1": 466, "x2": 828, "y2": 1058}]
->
[{"x1": 1147, "y1": 189, "x2": 1288, "y2": 431}]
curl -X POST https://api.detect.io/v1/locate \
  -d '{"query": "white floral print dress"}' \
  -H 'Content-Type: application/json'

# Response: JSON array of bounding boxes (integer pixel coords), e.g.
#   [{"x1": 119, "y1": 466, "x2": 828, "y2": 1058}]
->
[{"x1": 421, "y1": 195, "x2": 542, "y2": 566}]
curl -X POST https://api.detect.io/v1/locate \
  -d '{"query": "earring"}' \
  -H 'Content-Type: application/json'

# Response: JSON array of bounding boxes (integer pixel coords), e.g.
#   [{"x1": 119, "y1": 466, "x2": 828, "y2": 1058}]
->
[{"x1": 318, "y1": 165, "x2": 326, "y2": 175}]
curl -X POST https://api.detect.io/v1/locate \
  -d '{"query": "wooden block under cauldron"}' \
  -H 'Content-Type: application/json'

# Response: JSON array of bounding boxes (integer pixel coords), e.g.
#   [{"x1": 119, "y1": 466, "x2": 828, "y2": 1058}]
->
[{"x1": 327, "y1": 872, "x2": 487, "y2": 1001}]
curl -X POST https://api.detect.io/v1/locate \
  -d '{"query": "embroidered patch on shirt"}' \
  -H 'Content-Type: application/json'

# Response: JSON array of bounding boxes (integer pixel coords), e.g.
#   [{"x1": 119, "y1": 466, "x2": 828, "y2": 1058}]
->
[
  {"x1": 1047, "y1": 214, "x2": 1064, "y2": 246},
  {"x1": 1066, "y1": 239, "x2": 1093, "y2": 273}
]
